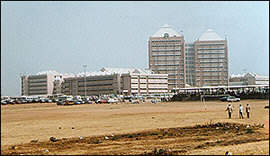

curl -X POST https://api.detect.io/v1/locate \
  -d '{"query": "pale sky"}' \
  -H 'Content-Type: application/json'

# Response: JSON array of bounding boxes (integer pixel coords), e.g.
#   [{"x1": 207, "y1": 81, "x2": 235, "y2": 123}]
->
[{"x1": 1, "y1": 1, "x2": 269, "y2": 96}]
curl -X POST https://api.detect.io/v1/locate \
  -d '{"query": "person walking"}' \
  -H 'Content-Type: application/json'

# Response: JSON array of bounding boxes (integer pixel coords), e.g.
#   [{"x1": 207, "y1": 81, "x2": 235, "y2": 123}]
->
[
  {"x1": 246, "y1": 104, "x2": 251, "y2": 119},
  {"x1": 239, "y1": 104, "x2": 244, "y2": 119},
  {"x1": 226, "y1": 104, "x2": 233, "y2": 119}
]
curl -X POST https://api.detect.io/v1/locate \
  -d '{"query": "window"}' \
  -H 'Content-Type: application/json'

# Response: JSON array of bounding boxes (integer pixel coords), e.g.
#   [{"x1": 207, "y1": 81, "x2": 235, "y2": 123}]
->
[{"x1": 164, "y1": 33, "x2": 169, "y2": 38}]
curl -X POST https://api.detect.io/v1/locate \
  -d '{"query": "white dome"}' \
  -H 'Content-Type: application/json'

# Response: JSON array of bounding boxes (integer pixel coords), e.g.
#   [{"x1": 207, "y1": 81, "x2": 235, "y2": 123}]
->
[
  {"x1": 151, "y1": 24, "x2": 182, "y2": 37},
  {"x1": 199, "y1": 29, "x2": 224, "y2": 41}
]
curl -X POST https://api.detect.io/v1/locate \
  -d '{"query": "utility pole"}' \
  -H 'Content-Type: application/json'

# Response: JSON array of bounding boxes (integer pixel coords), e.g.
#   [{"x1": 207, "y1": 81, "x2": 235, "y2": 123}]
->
[{"x1": 83, "y1": 65, "x2": 87, "y2": 98}]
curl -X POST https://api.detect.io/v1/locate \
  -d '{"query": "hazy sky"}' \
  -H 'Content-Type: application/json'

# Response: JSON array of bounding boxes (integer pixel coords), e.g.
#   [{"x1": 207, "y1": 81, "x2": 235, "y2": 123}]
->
[{"x1": 1, "y1": 1, "x2": 269, "y2": 96}]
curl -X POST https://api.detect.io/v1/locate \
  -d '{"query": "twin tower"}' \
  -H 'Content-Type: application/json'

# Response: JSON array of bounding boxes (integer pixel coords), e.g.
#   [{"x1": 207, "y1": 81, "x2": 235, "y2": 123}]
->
[{"x1": 148, "y1": 24, "x2": 229, "y2": 91}]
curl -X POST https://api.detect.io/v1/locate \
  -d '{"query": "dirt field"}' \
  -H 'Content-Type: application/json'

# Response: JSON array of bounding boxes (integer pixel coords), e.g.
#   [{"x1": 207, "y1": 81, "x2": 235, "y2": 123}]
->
[{"x1": 1, "y1": 99, "x2": 269, "y2": 155}]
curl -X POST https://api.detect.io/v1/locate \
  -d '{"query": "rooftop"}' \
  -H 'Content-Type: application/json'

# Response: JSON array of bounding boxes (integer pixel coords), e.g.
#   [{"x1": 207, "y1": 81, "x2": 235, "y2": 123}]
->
[
  {"x1": 151, "y1": 24, "x2": 182, "y2": 38},
  {"x1": 75, "y1": 67, "x2": 154, "y2": 77},
  {"x1": 198, "y1": 29, "x2": 224, "y2": 41},
  {"x1": 36, "y1": 70, "x2": 59, "y2": 75},
  {"x1": 231, "y1": 73, "x2": 269, "y2": 79}
]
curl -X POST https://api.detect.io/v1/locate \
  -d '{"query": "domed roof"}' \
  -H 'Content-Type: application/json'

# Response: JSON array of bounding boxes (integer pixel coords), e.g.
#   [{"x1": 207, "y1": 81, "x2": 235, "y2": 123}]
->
[
  {"x1": 199, "y1": 29, "x2": 224, "y2": 41},
  {"x1": 151, "y1": 24, "x2": 182, "y2": 37}
]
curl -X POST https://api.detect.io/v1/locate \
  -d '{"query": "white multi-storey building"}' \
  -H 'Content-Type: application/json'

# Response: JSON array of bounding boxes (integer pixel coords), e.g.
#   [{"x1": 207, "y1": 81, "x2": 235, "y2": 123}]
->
[
  {"x1": 62, "y1": 67, "x2": 168, "y2": 96},
  {"x1": 21, "y1": 71, "x2": 73, "y2": 96},
  {"x1": 21, "y1": 71, "x2": 59, "y2": 96}
]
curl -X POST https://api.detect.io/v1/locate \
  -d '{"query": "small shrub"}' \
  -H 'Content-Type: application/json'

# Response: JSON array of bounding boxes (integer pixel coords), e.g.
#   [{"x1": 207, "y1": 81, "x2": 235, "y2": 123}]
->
[
  {"x1": 93, "y1": 139, "x2": 102, "y2": 144},
  {"x1": 246, "y1": 128, "x2": 254, "y2": 134},
  {"x1": 151, "y1": 132, "x2": 158, "y2": 136}
]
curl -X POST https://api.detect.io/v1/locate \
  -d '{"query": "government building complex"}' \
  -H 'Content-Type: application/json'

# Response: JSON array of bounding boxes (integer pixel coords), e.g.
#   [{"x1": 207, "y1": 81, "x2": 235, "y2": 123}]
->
[
  {"x1": 149, "y1": 24, "x2": 229, "y2": 91},
  {"x1": 21, "y1": 24, "x2": 267, "y2": 97}
]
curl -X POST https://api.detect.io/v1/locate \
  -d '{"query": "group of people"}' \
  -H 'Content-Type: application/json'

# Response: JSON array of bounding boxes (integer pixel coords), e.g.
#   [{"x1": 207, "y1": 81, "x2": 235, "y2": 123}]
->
[{"x1": 226, "y1": 103, "x2": 250, "y2": 119}]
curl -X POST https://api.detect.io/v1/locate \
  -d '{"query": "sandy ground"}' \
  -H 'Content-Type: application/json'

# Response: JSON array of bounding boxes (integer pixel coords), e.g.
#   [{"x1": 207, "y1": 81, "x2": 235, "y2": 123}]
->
[{"x1": 1, "y1": 99, "x2": 269, "y2": 155}]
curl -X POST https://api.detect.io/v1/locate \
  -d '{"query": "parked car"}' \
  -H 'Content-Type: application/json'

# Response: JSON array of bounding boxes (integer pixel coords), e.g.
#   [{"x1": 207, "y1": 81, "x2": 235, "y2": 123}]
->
[
  {"x1": 26, "y1": 98, "x2": 33, "y2": 103},
  {"x1": 45, "y1": 99, "x2": 52, "y2": 103},
  {"x1": 20, "y1": 100, "x2": 27, "y2": 104},
  {"x1": 38, "y1": 98, "x2": 46, "y2": 103},
  {"x1": 108, "y1": 98, "x2": 119, "y2": 104},
  {"x1": 6, "y1": 99, "x2": 15, "y2": 104},
  {"x1": 1, "y1": 100, "x2": 7, "y2": 105},
  {"x1": 96, "y1": 99, "x2": 108, "y2": 104},
  {"x1": 32, "y1": 98, "x2": 39, "y2": 103},
  {"x1": 220, "y1": 96, "x2": 229, "y2": 102},
  {"x1": 56, "y1": 100, "x2": 65, "y2": 105},
  {"x1": 74, "y1": 100, "x2": 81, "y2": 104},
  {"x1": 86, "y1": 100, "x2": 92, "y2": 104},
  {"x1": 226, "y1": 96, "x2": 240, "y2": 102},
  {"x1": 14, "y1": 100, "x2": 22, "y2": 104},
  {"x1": 52, "y1": 98, "x2": 59, "y2": 103}
]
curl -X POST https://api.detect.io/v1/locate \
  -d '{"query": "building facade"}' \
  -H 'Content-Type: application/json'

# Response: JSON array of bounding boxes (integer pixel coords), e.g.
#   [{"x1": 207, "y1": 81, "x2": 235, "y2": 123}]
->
[
  {"x1": 21, "y1": 71, "x2": 61, "y2": 96},
  {"x1": 62, "y1": 74, "x2": 121, "y2": 96},
  {"x1": 194, "y1": 29, "x2": 229, "y2": 87},
  {"x1": 149, "y1": 25, "x2": 229, "y2": 90},
  {"x1": 229, "y1": 73, "x2": 269, "y2": 86},
  {"x1": 62, "y1": 68, "x2": 168, "y2": 96},
  {"x1": 149, "y1": 24, "x2": 185, "y2": 90},
  {"x1": 121, "y1": 73, "x2": 168, "y2": 95}
]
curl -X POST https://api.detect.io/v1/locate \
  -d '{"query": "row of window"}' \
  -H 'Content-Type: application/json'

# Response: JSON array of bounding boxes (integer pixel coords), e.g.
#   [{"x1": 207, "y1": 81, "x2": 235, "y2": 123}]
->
[
  {"x1": 28, "y1": 80, "x2": 47, "y2": 83},
  {"x1": 199, "y1": 66, "x2": 224, "y2": 68},
  {"x1": 168, "y1": 78, "x2": 184, "y2": 80},
  {"x1": 197, "y1": 53, "x2": 225, "y2": 57},
  {"x1": 29, "y1": 84, "x2": 47, "y2": 87},
  {"x1": 196, "y1": 79, "x2": 227, "y2": 82},
  {"x1": 131, "y1": 77, "x2": 167, "y2": 80},
  {"x1": 197, "y1": 48, "x2": 225, "y2": 50},
  {"x1": 76, "y1": 78, "x2": 114, "y2": 82},
  {"x1": 151, "y1": 59, "x2": 181, "y2": 62},
  {"x1": 152, "y1": 49, "x2": 181, "y2": 52},
  {"x1": 153, "y1": 64, "x2": 182, "y2": 66},
  {"x1": 78, "y1": 88, "x2": 114, "y2": 92},
  {"x1": 131, "y1": 88, "x2": 168, "y2": 90},
  {"x1": 131, "y1": 82, "x2": 168, "y2": 85},
  {"x1": 154, "y1": 69, "x2": 182, "y2": 72},
  {"x1": 28, "y1": 92, "x2": 47, "y2": 95},
  {"x1": 197, "y1": 44, "x2": 225, "y2": 47},
  {"x1": 151, "y1": 44, "x2": 182, "y2": 47},
  {"x1": 77, "y1": 83, "x2": 113, "y2": 87},
  {"x1": 198, "y1": 57, "x2": 226, "y2": 59},
  {"x1": 197, "y1": 52, "x2": 224, "y2": 55},
  {"x1": 196, "y1": 69, "x2": 226, "y2": 72},
  {"x1": 28, "y1": 76, "x2": 47, "y2": 79},
  {"x1": 152, "y1": 54, "x2": 181, "y2": 57},
  {"x1": 199, "y1": 61, "x2": 225, "y2": 64},
  {"x1": 151, "y1": 40, "x2": 182, "y2": 42}
]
